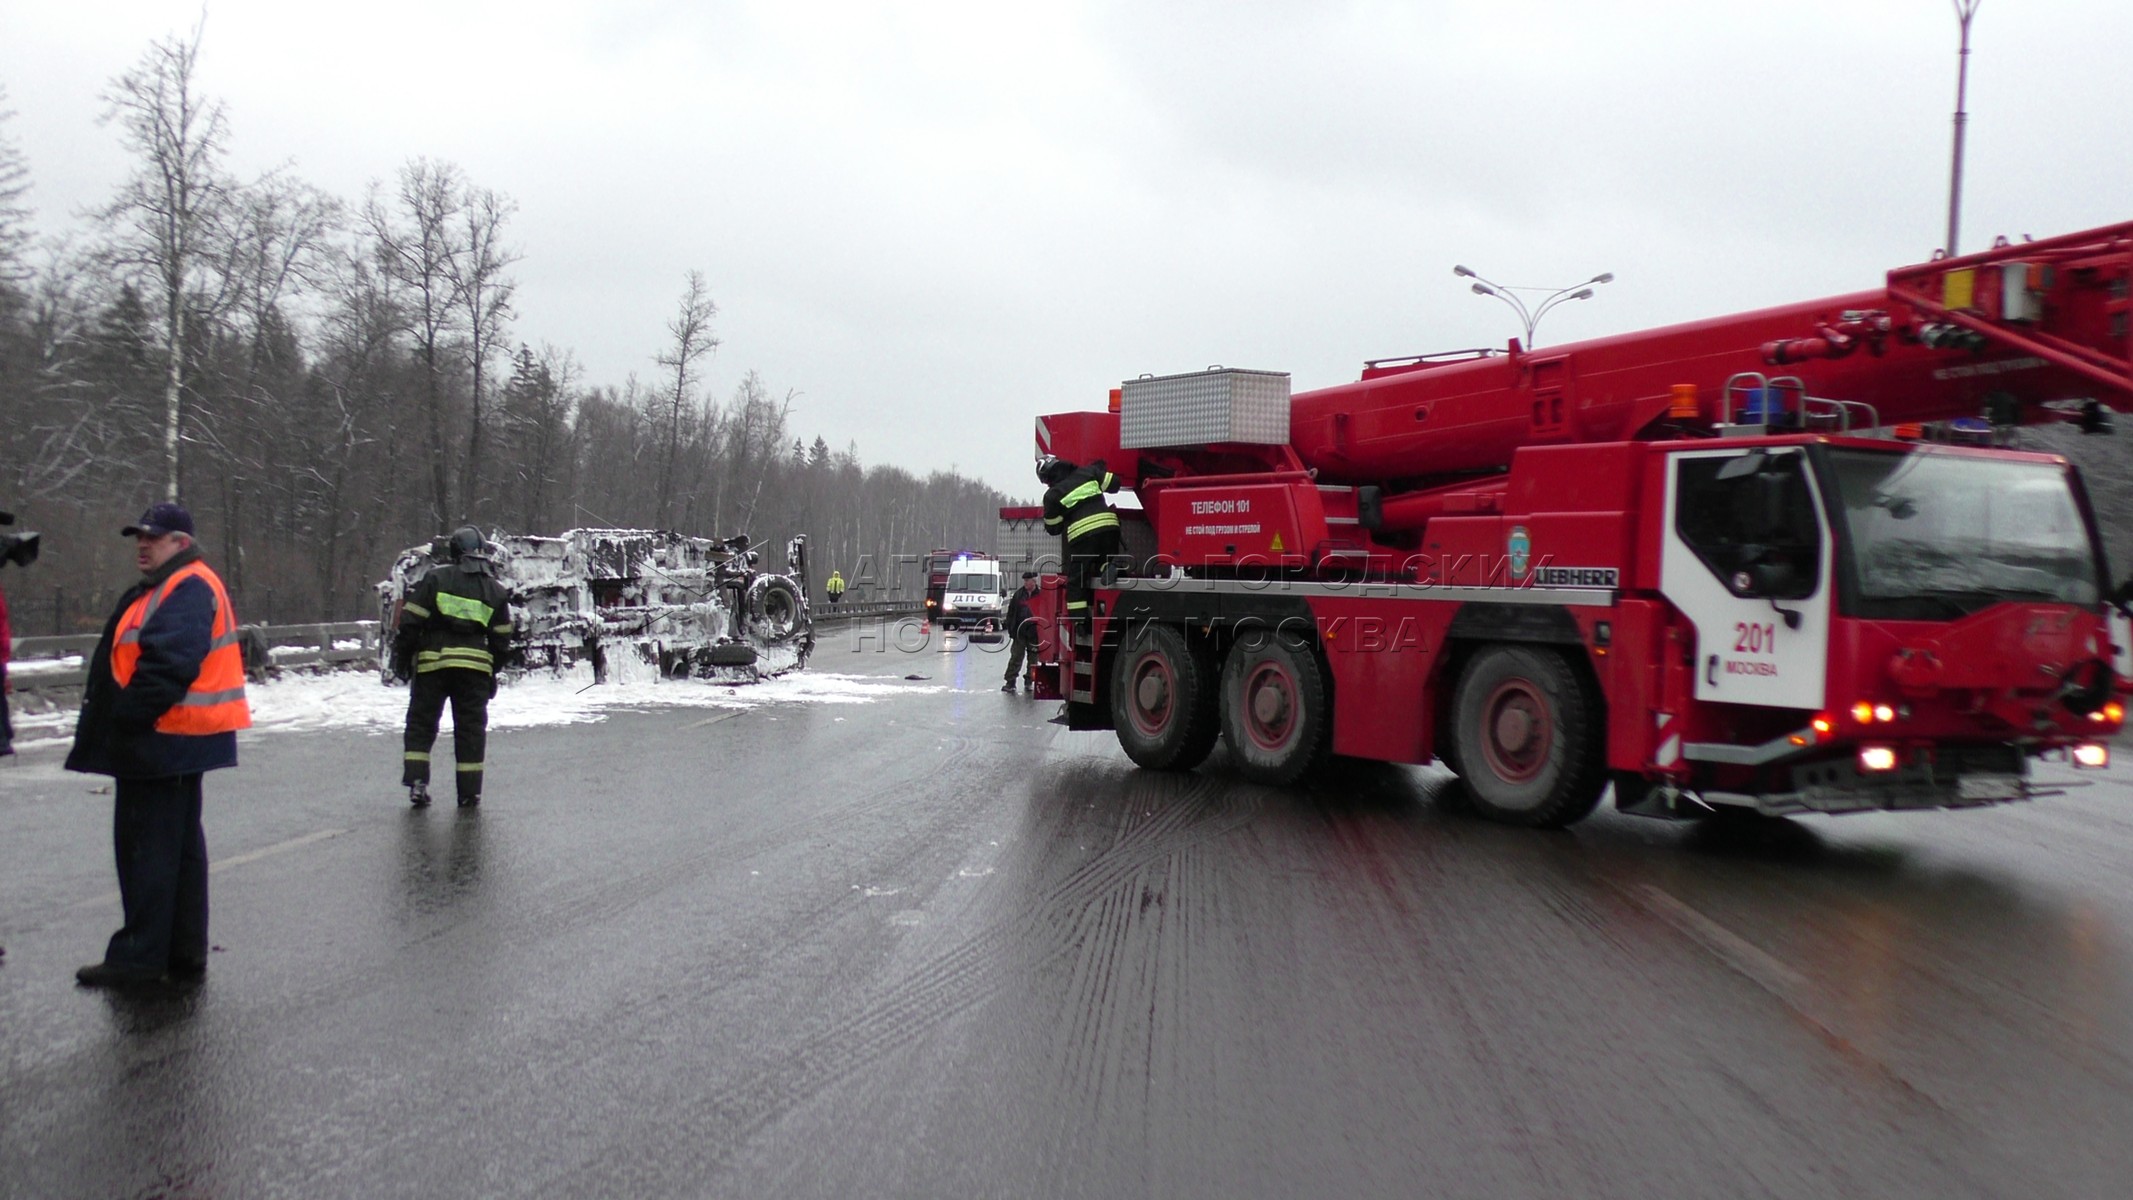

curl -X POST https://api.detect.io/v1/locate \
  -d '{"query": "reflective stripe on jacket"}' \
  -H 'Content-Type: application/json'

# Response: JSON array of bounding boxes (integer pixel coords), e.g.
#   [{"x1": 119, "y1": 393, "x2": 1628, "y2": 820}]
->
[
  {"x1": 399, "y1": 564, "x2": 515, "y2": 676},
  {"x1": 1042, "y1": 461, "x2": 1119, "y2": 543},
  {"x1": 111, "y1": 560, "x2": 252, "y2": 735},
  {"x1": 1066, "y1": 510, "x2": 1120, "y2": 540}
]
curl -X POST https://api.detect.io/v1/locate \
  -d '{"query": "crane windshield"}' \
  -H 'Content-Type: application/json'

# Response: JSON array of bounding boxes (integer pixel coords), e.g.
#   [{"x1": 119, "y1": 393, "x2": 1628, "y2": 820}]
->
[{"x1": 1824, "y1": 447, "x2": 2102, "y2": 619}]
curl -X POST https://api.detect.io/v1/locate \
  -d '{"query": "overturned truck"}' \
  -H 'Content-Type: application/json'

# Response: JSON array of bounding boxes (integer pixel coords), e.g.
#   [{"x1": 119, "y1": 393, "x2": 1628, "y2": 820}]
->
[{"x1": 379, "y1": 529, "x2": 813, "y2": 685}]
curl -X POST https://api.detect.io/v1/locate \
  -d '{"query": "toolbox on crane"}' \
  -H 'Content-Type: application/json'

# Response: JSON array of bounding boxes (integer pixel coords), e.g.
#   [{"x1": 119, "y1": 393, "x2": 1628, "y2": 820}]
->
[{"x1": 1119, "y1": 367, "x2": 1291, "y2": 449}]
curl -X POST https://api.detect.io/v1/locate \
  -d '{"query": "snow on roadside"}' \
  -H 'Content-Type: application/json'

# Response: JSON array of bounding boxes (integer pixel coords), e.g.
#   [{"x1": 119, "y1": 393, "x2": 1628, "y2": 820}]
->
[{"x1": 4, "y1": 665, "x2": 941, "y2": 753}]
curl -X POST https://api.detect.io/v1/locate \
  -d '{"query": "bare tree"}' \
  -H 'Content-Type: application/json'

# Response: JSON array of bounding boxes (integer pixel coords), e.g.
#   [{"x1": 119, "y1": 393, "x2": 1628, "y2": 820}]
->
[
  {"x1": 364, "y1": 157, "x2": 465, "y2": 526},
  {"x1": 652, "y1": 270, "x2": 717, "y2": 523},
  {"x1": 0, "y1": 87, "x2": 32, "y2": 296},
  {"x1": 225, "y1": 172, "x2": 340, "y2": 366},
  {"x1": 194, "y1": 173, "x2": 341, "y2": 600},
  {"x1": 449, "y1": 185, "x2": 518, "y2": 513},
  {"x1": 96, "y1": 20, "x2": 233, "y2": 501}
]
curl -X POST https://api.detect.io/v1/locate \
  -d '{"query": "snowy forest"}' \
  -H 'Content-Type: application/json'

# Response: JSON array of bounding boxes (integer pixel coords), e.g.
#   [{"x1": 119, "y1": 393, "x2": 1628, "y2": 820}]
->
[{"x1": 0, "y1": 30, "x2": 1012, "y2": 634}]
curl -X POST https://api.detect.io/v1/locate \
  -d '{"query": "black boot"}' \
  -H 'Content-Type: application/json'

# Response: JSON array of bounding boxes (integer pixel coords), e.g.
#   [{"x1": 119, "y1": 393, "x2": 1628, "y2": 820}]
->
[
  {"x1": 76, "y1": 961, "x2": 166, "y2": 988},
  {"x1": 408, "y1": 781, "x2": 431, "y2": 808}
]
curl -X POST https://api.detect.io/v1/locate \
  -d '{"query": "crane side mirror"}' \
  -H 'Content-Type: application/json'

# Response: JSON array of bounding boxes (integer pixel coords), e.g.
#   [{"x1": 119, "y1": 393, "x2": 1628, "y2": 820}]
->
[
  {"x1": 1713, "y1": 451, "x2": 1768, "y2": 482},
  {"x1": 1728, "y1": 555, "x2": 1799, "y2": 599}
]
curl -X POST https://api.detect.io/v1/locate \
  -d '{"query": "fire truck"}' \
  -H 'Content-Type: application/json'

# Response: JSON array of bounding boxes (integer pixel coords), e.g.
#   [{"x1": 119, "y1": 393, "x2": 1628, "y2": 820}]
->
[{"x1": 1029, "y1": 222, "x2": 2133, "y2": 826}]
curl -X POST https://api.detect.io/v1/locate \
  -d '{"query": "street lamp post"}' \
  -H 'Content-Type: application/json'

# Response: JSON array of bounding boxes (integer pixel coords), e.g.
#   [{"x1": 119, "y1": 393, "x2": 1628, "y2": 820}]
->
[
  {"x1": 1451, "y1": 265, "x2": 1614, "y2": 347},
  {"x1": 1945, "y1": 0, "x2": 1983, "y2": 257}
]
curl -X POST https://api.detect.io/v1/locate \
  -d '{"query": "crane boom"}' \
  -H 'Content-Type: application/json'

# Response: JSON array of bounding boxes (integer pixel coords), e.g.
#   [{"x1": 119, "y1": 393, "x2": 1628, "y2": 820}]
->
[{"x1": 1286, "y1": 221, "x2": 2133, "y2": 486}]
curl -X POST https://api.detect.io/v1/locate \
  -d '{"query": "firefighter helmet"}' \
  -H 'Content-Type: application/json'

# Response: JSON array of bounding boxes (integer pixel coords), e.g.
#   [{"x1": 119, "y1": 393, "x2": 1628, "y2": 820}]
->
[
  {"x1": 448, "y1": 526, "x2": 487, "y2": 562},
  {"x1": 1036, "y1": 455, "x2": 1072, "y2": 485}
]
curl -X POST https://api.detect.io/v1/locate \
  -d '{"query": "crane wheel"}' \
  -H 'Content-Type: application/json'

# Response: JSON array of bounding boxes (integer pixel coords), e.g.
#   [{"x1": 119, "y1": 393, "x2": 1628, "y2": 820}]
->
[
  {"x1": 1449, "y1": 644, "x2": 1605, "y2": 827},
  {"x1": 1220, "y1": 629, "x2": 1330, "y2": 786},
  {"x1": 1113, "y1": 622, "x2": 1219, "y2": 771}
]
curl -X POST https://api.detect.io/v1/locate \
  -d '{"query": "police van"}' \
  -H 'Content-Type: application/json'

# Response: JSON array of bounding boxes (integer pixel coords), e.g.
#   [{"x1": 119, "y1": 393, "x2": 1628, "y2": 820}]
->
[{"x1": 926, "y1": 551, "x2": 1006, "y2": 638}]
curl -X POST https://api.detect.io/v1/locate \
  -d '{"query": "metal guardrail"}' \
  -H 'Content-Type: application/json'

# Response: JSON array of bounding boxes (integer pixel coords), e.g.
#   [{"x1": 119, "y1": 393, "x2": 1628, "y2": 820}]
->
[
  {"x1": 7, "y1": 621, "x2": 383, "y2": 692},
  {"x1": 810, "y1": 600, "x2": 922, "y2": 624},
  {"x1": 7, "y1": 607, "x2": 926, "y2": 694},
  {"x1": 4, "y1": 609, "x2": 934, "y2": 694}
]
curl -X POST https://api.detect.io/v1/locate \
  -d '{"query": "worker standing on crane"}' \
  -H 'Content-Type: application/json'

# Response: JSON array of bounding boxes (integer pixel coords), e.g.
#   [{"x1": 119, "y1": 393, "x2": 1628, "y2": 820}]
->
[{"x1": 1038, "y1": 456, "x2": 1121, "y2": 630}]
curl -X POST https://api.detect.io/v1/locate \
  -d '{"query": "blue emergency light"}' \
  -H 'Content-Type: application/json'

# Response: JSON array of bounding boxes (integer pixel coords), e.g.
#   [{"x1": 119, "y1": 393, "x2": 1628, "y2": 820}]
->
[{"x1": 1738, "y1": 387, "x2": 1793, "y2": 425}]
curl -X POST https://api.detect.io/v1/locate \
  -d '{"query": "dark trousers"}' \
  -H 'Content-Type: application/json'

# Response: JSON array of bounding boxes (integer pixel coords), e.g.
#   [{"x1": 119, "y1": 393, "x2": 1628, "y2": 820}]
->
[
  {"x1": 1064, "y1": 526, "x2": 1123, "y2": 630},
  {"x1": 106, "y1": 773, "x2": 208, "y2": 970},
  {"x1": 403, "y1": 668, "x2": 491, "y2": 798},
  {"x1": 1003, "y1": 636, "x2": 1033, "y2": 685}
]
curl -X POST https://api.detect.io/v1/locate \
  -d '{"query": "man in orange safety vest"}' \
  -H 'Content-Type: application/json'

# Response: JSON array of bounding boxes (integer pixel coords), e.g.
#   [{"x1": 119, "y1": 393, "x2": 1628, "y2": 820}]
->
[{"x1": 66, "y1": 501, "x2": 250, "y2": 988}]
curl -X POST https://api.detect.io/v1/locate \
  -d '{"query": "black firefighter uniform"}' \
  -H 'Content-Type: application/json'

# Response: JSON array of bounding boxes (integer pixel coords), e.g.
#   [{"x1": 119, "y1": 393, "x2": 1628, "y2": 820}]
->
[
  {"x1": 1043, "y1": 460, "x2": 1123, "y2": 626},
  {"x1": 395, "y1": 563, "x2": 514, "y2": 801}
]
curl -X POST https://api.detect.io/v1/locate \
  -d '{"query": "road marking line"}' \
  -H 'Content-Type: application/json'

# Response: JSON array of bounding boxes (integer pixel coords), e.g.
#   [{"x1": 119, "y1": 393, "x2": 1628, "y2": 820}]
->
[
  {"x1": 214, "y1": 828, "x2": 348, "y2": 871},
  {"x1": 1622, "y1": 883, "x2": 1951, "y2": 1108},
  {"x1": 1632, "y1": 883, "x2": 1808, "y2": 1004},
  {"x1": 67, "y1": 827, "x2": 350, "y2": 910},
  {"x1": 683, "y1": 712, "x2": 743, "y2": 729}
]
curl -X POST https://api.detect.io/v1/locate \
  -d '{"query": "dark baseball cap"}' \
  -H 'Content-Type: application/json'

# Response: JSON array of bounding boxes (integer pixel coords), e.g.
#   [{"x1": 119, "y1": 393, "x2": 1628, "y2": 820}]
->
[
  {"x1": 121, "y1": 501, "x2": 195, "y2": 538},
  {"x1": 1021, "y1": 571, "x2": 1037, "y2": 579}
]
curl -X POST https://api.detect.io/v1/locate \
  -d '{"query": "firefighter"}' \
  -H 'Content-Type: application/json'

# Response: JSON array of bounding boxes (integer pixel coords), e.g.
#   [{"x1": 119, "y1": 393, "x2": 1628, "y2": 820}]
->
[
  {"x1": 825, "y1": 569, "x2": 846, "y2": 607},
  {"x1": 1039, "y1": 456, "x2": 1122, "y2": 631},
  {"x1": 392, "y1": 526, "x2": 515, "y2": 808}
]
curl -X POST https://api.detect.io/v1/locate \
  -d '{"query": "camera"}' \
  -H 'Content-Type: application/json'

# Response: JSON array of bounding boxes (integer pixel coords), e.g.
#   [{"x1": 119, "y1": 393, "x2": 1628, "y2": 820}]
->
[{"x1": 0, "y1": 510, "x2": 40, "y2": 569}]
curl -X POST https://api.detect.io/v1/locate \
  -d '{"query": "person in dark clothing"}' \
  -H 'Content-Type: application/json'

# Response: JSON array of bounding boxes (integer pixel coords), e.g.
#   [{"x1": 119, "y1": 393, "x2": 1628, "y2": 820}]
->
[
  {"x1": 0, "y1": 505, "x2": 35, "y2": 758},
  {"x1": 67, "y1": 501, "x2": 251, "y2": 988},
  {"x1": 1039, "y1": 456, "x2": 1122, "y2": 632},
  {"x1": 1001, "y1": 572, "x2": 1039, "y2": 692},
  {"x1": 2, "y1": 521, "x2": 16, "y2": 969},
  {"x1": 393, "y1": 526, "x2": 515, "y2": 808},
  {"x1": 1, "y1": 563, "x2": 13, "y2": 759}
]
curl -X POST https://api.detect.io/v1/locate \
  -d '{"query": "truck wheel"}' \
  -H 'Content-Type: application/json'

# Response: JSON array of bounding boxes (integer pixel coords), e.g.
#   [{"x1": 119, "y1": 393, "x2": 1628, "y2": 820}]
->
[
  {"x1": 706, "y1": 643, "x2": 759, "y2": 667},
  {"x1": 746, "y1": 575, "x2": 804, "y2": 643},
  {"x1": 1113, "y1": 623, "x2": 1219, "y2": 771},
  {"x1": 1450, "y1": 645, "x2": 1604, "y2": 827},
  {"x1": 1220, "y1": 630, "x2": 1330, "y2": 786}
]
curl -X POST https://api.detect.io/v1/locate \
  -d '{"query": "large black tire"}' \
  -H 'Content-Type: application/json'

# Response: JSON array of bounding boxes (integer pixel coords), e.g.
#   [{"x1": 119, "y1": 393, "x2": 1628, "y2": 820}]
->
[
  {"x1": 706, "y1": 643, "x2": 760, "y2": 667},
  {"x1": 1113, "y1": 623, "x2": 1219, "y2": 771},
  {"x1": 745, "y1": 575, "x2": 805, "y2": 643},
  {"x1": 1220, "y1": 630, "x2": 1331, "y2": 786},
  {"x1": 1449, "y1": 644, "x2": 1605, "y2": 828}
]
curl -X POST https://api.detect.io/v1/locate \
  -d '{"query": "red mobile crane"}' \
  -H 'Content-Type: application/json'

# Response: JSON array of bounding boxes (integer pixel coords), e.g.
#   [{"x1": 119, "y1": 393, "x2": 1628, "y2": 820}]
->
[{"x1": 1029, "y1": 222, "x2": 2133, "y2": 826}]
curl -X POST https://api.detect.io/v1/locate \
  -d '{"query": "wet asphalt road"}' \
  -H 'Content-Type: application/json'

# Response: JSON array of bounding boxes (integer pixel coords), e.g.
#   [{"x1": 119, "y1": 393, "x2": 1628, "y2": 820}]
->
[{"x1": 3, "y1": 634, "x2": 2132, "y2": 1199}]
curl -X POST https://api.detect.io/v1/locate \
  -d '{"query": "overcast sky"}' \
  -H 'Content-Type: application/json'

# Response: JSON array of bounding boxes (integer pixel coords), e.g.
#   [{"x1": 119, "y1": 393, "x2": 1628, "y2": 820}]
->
[{"x1": 4, "y1": 1, "x2": 2129, "y2": 499}]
